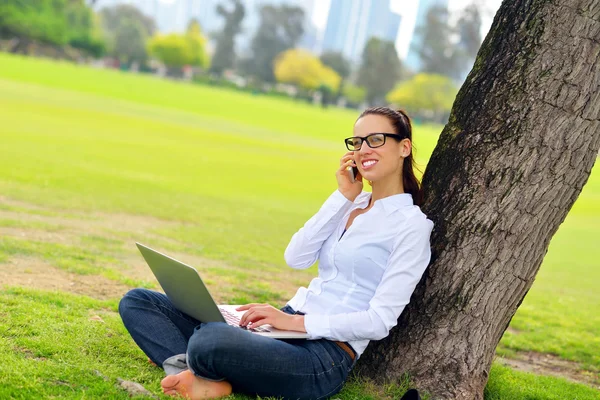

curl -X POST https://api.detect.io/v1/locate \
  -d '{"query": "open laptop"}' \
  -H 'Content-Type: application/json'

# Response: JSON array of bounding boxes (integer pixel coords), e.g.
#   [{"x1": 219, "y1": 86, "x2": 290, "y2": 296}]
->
[{"x1": 136, "y1": 243, "x2": 309, "y2": 339}]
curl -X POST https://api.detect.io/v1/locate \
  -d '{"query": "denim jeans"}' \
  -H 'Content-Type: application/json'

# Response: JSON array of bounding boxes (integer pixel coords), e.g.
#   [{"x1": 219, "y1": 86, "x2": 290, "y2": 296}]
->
[{"x1": 119, "y1": 288, "x2": 356, "y2": 400}]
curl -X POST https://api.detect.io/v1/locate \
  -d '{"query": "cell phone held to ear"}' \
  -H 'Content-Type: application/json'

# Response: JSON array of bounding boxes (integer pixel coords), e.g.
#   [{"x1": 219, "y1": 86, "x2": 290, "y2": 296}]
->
[{"x1": 350, "y1": 166, "x2": 359, "y2": 183}]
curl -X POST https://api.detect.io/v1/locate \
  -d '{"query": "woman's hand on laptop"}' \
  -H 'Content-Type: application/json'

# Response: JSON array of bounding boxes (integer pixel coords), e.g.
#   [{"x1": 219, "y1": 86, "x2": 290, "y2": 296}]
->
[{"x1": 236, "y1": 304, "x2": 306, "y2": 333}]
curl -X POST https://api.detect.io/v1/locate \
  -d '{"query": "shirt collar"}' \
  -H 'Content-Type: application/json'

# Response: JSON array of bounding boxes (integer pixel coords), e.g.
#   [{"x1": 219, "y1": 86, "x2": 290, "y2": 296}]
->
[{"x1": 355, "y1": 191, "x2": 414, "y2": 214}]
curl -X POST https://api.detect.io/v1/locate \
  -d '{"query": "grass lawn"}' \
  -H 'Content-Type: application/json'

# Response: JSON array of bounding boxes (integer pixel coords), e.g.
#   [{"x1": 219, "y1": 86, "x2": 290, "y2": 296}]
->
[{"x1": 0, "y1": 53, "x2": 598, "y2": 399}]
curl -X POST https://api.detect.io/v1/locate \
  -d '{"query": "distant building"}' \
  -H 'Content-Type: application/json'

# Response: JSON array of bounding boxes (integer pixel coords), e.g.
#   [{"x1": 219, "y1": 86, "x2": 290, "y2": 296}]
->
[
  {"x1": 404, "y1": 0, "x2": 449, "y2": 71},
  {"x1": 322, "y1": 0, "x2": 401, "y2": 62},
  {"x1": 299, "y1": 21, "x2": 320, "y2": 53}
]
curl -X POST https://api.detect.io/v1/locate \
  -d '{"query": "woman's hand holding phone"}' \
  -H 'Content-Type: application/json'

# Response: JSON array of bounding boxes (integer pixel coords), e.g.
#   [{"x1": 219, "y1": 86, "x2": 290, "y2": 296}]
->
[{"x1": 336, "y1": 152, "x2": 363, "y2": 202}]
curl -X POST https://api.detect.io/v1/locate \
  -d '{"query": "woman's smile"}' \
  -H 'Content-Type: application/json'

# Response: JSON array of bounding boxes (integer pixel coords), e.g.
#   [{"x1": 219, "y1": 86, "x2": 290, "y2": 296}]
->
[{"x1": 361, "y1": 159, "x2": 379, "y2": 170}]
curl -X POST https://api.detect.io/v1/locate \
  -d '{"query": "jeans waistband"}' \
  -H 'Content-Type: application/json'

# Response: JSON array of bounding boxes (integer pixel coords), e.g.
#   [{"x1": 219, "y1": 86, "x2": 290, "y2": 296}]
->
[
  {"x1": 283, "y1": 305, "x2": 356, "y2": 361},
  {"x1": 334, "y1": 341, "x2": 356, "y2": 361}
]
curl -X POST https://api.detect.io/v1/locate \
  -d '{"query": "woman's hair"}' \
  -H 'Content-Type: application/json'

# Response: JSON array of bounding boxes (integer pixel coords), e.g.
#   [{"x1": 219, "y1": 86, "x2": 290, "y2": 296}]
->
[{"x1": 357, "y1": 107, "x2": 424, "y2": 206}]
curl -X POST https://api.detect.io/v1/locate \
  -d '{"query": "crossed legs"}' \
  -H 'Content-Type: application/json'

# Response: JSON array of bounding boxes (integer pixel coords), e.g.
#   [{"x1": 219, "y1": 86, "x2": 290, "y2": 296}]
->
[{"x1": 119, "y1": 288, "x2": 353, "y2": 400}]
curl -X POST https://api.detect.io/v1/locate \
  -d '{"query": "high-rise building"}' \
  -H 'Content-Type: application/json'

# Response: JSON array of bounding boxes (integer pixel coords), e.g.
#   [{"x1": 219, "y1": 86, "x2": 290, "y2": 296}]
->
[
  {"x1": 362, "y1": 0, "x2": 402, "y2": 56},
  {"x1": 321, "y1": 0, "x2": 401, "y2": 62},
  {"x1": 404, "y1": 0, "x2": 449, "y2": 71}
]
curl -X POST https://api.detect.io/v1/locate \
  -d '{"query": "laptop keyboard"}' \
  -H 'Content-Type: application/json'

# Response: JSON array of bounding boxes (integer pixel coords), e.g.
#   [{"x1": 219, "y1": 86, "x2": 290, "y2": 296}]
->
[{"x1": 219, "y1": 308, "x2": 271, "y2": 333}]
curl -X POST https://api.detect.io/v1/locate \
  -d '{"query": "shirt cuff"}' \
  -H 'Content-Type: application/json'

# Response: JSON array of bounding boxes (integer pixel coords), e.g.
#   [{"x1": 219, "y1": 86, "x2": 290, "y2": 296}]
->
[
  {"x1": 323, "y1": 189, "x2": 354, "y2": 214},
  {"x1": 303, "y1": 314, "x2": 331, "y2": 340}
]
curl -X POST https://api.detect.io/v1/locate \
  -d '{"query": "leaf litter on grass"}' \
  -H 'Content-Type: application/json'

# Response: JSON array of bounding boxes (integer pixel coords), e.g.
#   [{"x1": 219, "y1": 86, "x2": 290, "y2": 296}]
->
[
  {"x1": 0, "y1": 195, "x2": 308, "y2": 304},
  {"x1": 496, "y1": 352, "x2": 600, "y2": 390}
]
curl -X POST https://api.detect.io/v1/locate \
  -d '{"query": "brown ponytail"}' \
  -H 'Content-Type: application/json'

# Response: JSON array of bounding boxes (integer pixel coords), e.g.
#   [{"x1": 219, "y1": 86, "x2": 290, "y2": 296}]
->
[{"x1": 357, "y1": 107, "x2": 424, "y2": 206}]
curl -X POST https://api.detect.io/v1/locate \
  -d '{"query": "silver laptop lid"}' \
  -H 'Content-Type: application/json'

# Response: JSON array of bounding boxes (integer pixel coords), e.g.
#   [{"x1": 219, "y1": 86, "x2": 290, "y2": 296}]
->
[{"x1": 136, "y1": 243, "x2": 226, "y2": 324}]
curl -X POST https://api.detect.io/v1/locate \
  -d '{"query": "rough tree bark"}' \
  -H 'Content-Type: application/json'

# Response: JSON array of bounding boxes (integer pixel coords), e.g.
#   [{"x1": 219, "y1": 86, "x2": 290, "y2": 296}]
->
[{"x1": 356, "y1": 1, "x2": 600, "y2": 399}]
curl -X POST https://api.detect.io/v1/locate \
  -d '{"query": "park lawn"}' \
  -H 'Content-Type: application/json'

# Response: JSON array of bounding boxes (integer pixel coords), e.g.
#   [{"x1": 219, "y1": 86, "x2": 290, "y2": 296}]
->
[{"x1": 0, "y1": 52, "x2": 598, "y2": 399}]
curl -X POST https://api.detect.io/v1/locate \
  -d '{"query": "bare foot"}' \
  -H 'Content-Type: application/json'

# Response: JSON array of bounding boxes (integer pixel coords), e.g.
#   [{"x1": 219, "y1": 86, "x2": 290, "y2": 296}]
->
[
  {"x1": 148, "y1": 357, "x2": 157, "y2": 367},
  {"x1": 161, "y1": 370, "x2": 232, "y2": 399}
]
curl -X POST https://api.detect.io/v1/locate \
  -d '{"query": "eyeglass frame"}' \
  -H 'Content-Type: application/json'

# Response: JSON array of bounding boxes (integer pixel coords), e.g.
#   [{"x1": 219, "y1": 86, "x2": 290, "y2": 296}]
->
[{"x1": 344, "y1": 132, "x2": 407, "y2": 151}]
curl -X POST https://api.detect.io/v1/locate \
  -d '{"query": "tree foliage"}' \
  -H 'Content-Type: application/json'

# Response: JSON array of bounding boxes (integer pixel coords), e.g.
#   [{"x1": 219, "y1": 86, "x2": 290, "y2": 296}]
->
[
  {"x1": 387, "y1": 73, "x2": 458, "y2": 122},
  {"x1": 112, "y1": 19, "x2": 148, "y2": 66},
  {"x1": 342, "y1": 83, "x2": 366, "y2": 106},
  {"x1": 415, "y1": 3, "x2": 483, "y2": 81},
  {"x1": 99, "y1": 4, "x2": 156, "y2": 66},
  {"x1": 320, "y1": 50, "x2": 351, "y2": 98},
  {"x1": 274, "y1": 48, "x2": 341, "y2": 92},
  {"x1": 185, "y1": 19, "x2": 210, "y2": 68},
  {"x1": 357, "y1": 37, "x2": 403, "y2": 105},
  {"x1": 0, "y1": 1, "x2": 67, "y2": 45},
  {"x1": 148, "y1": 34, "x2": 188, "y2": 69},
  {"x1": 210, "y1": 0, "x2": 245, "y2": 75},
  {"x1": 99, "y1": 5, "x2": 155, "y2": 37},
  {"x1": 0, "y1": 0, "x2": 104, "y2": 56},
  {"x1": 455, "y1": 3, "x2": 482, "y2": 78},
  {"x1": 319, "y1": 51, "x2": 351, "y2": 81},
  {"x1": 414, "y1": 6, "x2": 460, "y2": 79},
  {"x1": 241, "y1": 4, "x2": 305, "y2": 83},
  {"x1": 65, "y1": 0, "x2": 105, "y2": 56},
  {"x1": 148, "y1": 22, "x2": 209, "y2": 70}
]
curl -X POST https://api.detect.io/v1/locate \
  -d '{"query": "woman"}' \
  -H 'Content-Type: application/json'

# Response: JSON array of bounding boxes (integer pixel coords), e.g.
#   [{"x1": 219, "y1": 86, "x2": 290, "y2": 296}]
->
[{"x1": 119, "y1": 106, "x2": 434, "y2": 400}]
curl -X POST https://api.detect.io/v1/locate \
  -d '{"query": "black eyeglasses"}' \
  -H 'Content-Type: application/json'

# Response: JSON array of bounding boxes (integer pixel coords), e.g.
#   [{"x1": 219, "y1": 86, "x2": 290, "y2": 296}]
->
[{"x1": 344, "y1": 133, "x2": 406, "y2": 151}]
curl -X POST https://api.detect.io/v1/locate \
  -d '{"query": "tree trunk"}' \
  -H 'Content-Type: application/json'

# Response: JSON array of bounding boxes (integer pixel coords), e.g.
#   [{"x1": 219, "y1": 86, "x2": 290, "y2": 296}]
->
[{"x1": 356, "y1": 1, "x2": 600, "y2": 398}]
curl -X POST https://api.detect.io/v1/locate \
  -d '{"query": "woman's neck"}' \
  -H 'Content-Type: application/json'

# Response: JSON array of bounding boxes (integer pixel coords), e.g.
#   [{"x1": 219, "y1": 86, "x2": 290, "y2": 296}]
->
[{"x1": 370, "y1": 175, "x2": 405, "y2": 203}]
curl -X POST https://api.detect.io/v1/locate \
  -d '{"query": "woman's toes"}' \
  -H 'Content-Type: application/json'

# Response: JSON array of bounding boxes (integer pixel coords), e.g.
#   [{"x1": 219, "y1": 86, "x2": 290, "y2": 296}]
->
[{"x1": 161, "y1": 374, "x2": 180, "y2": 390}]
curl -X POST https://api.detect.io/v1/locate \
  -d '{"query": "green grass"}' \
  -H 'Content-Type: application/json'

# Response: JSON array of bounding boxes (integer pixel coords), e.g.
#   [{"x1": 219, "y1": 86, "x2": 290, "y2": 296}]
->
[
  {"x1": 0, "y1": 288, "x2": 163, "y2": 399},
  {"x1": 484, "y1": 364, "x2": 600, "y2": 400},
  {"x1": 0, "y1": 52, "x2": 598, "y2": 398}
]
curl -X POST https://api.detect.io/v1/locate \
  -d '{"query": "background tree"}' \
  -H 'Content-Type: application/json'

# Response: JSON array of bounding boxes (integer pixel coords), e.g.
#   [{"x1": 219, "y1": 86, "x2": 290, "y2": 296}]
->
[
  {"x1": 342, "y1": 83, "x2": 366, "y2": 107},
  {"x1": 454, "y1": 2, "x2": 483, "y2": 80},
  {"x1": 274, "y1": 48, "x2": 341, "y2": 93},
  {"x1": 0, "y1": 0, "x2": 103, "y2": 56},
  {"x1": 148, "y1": 28, "x2": 209, "y2": 74},
  {"x1": 387, "y1": 73, "x2": 458, "y2": 123},
  {"x1": 64, "y1": 0, "x2": 105, "y2": 57},
  {"x1": 112, "y1": 18, "x2": 148, "y2": 67},
  {"x1": 356, "y1": 37, "x2": 403, "y2": 105},
  {"x1": 240, "y1": 4, "x2": 304, "y2": 84},
  {"x1": 99, "y1": 4, "x2": 155, "y2": 67},
  {"x1": 148, "y1": 34, "x2": 190, "y2": 72},
  {"x1": 210, "y1": 0, "x2": 245, "y2": 75},
  {"x1": 414, "y1": 5, "x2": 462, "y2": 80},
  {"x1": 355, "y1": 1, "x2": 600, "y2": 399},
  {"x1": 185, "y1": 18, "x2": 210, "y2": 69},
  {"x1": 0, "y1": 1, "x2": 68, "y2": 46},
  {"x1": 99, "y1": 4, "x2": 155, "y2": 37},
  {"x1": 320, "y1": 51, "x2": 351, "y2": 97}
]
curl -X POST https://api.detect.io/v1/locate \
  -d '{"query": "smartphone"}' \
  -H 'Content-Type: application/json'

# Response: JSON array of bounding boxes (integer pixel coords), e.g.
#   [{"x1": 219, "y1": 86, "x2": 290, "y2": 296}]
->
[{"x1": 350, "y1": 166, "x2": 359, "y2": 183}]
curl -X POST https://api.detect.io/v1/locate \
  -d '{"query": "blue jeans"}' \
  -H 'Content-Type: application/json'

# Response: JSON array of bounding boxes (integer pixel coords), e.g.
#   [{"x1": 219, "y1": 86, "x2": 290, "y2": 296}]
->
[{"x1": 119, "y1": 288, "x2": 356, "y2": 400}]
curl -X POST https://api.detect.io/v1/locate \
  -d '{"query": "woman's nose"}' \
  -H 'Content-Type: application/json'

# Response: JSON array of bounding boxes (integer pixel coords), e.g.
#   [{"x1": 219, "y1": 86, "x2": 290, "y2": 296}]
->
[{"x1": 359, "y1": 144, "x2": 372, "y2": 155}]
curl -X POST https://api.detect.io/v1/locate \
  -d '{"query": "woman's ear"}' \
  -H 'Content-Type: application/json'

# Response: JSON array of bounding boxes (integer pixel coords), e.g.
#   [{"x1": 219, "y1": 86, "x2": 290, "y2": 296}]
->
[
  {"x1": 400, "y1": 139, "x2": 412, "y2": 158},
  {"x1": 402, "y1": 139, "x2": 412, "y2": 158}
]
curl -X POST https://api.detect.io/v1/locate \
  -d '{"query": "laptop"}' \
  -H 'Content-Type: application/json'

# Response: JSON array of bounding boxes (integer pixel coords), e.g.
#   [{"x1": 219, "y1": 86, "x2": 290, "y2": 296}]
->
[{"x1": 136, "y1": 243, "x2": 309, "y2": 339}]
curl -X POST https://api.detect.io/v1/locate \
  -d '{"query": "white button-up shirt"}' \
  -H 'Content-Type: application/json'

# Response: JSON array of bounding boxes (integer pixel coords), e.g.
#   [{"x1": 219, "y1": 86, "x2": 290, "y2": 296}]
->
[{"x1": 284, "y1": 189, "x2": 434, "y2": 358}]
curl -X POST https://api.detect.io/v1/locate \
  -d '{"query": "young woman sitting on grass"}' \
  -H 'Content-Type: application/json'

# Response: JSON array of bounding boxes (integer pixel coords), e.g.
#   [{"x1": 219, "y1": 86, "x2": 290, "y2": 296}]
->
[{"x1": 118, "y1": 106, "x2": 434, "y2": 400}]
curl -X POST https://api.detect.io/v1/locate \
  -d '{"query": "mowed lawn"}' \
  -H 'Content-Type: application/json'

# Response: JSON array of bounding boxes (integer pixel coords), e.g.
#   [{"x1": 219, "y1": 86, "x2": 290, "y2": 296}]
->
[{"x1": 0, "y1": 53, "x2": 598, "y2": 399}]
